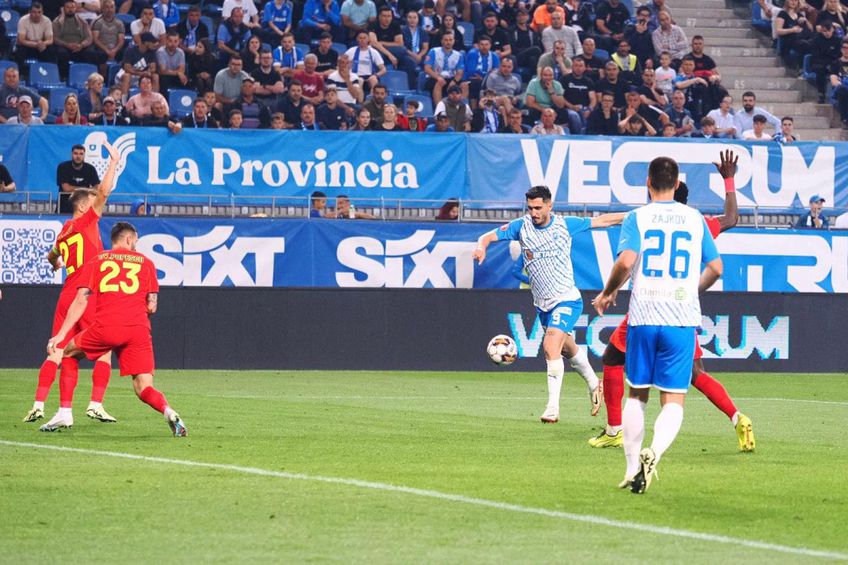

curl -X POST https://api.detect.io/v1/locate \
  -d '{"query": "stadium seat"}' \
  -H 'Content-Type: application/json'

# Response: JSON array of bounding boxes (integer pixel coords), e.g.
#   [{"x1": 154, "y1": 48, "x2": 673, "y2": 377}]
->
[
  {"x1": 199, "y1": 15, "x2": 214, "y2": 38},
  {"x1": 28, "y1": 61, "x2": 63, "y2": 89},
  {"x1": 261, "y1": 42, "x2": 272, "y2": 51},
  {"x1": 416, "y1": 71, "x2": 428, "y2": 94},
  {"x1": 107, "y1": 61, "x2": 121, "y2": 86},
  {"x1": 332, "y1": 42, "x2": 348, "y2": 55},
  {"x1": 295, "y1": 43, "x2": 310, "y2": 56},
  {"x1": 380, "y1": 69, "x2": 414, "y2": 97},
  {"x1": 12, "y1": 0, "x2": 31, "y2": 10},
  {"x1": 594, "y1": 48, "x2": 610, "y2": 61},
  {"x1": 168, "y1": 88, "x2": 196, "y2": 117},
  {"x1": 2, "y1": 8, "x2": 20, "y2": 38},
  {"x1": 116, "y1": 13, "x2": 134, "y2": 30},
  {"x1": 458, "y1": 21, "x2": 474, "y2": 49},
  {"x1": 403, "y1": 93, "x2": 433, "y2": 117},
  {"x1": 48, "y1": 86, "x2": 76, "y2": 115},
  {"x1": 68, "y1": 62, "x2": 98, "y2": 90},
  {"x1": 621, "y1": 0, "x2": 634, "y2": 16}
]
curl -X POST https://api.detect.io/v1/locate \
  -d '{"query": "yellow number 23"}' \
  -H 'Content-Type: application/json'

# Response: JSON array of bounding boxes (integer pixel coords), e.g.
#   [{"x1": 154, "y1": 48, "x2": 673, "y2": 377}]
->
[{"x1": 99, "y1": 260, "x2": 141, "y2": 294}]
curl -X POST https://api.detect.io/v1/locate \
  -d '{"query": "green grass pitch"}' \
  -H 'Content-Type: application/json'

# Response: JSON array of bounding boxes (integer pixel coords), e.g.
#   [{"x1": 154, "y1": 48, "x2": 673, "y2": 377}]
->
[{"x1": 1, "y1": 369, "x2": 847, "y2": 563}]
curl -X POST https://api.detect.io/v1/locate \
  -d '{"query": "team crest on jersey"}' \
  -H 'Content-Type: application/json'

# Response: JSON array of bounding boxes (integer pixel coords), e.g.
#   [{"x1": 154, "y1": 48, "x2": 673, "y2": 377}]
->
[{"x1": 499, "y1": 225, "x2": 509, "y2": 231}]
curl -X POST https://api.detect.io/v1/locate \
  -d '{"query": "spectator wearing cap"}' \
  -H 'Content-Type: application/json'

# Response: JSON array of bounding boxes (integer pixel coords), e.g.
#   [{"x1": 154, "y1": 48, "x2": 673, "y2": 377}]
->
[
  {"x1": 227, "y1": 77, "x2": 271, "y2": 128},
  {"x1": 15, "y1": 3, "x2": 57, "y2": 70},
  {"x1": 119, "y1": 31, "x2": 160, "y2": 96},
  {"x1": 796, "y1": 195, "x2": 829, "y2": 229},
  {"x1": 126, "y1": 75, "x2": 169, "y2": 121},
  {"x1": 214, "y1": 55, "x2": 250, "y2": 111},
  {"x1": 434, "y1": 85, "x2": 473, "y2": 132},
  {"x1": 5, "y1": 95, "x2": 45, "y2": 125},
  {"x1": 91, "y1": 95, "x2": 130, "y2": 125},
  {"x1": 425, "y1": 111, "x2": 455, "y2": 132},
  {"x1": 131, "y1": 199, "x2": 150, "y2": 215},
  {"x1": 0, "y1": 68, "x2": 49, "y2": 122},
  {"x1": 181, "y1": 97, "x2": 219, "y2": 128},
  {"x1": 131, "y1": 6, "x2": 167, "y2": 47},
  {"x1": 424, "y1": 32, "x2": 465, "y2": 104},
  {"x1": 316, "y1": 86, "x2": 348, "y2": 130},
  {"x1": 742, "y1": 114, "x2": 771, "y2": 140}
]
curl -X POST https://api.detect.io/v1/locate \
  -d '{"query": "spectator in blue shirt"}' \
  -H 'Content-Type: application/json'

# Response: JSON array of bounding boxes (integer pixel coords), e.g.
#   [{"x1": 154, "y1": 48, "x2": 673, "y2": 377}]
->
[
  {"x1": 261, "y1": 0, "x2": 293, "y2": 45},
  {"x1": 463, "y1": 36, "x2": 500, "y2": 108},
  {"x1": 425, "y1": 112, "x2": 455, "y2": 131},
  {"x1": 153, "y1": 0, "x2": 180, "y2": 28},
  {"x1": 796, "y1": 195, "x2": 830, "y2": 229},
  {"x1": 310, "y1": 190, "x2": 328, "y2": 217},
  {"x1": 298, "y1": 0, "x2": 344, "y2": 44}
]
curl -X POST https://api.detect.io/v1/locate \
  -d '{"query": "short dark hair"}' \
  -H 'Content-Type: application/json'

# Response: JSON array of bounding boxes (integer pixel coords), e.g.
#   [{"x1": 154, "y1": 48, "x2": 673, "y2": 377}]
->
[
  {"x1": 378, "y1": 5, "x2": 392, "y2": 13},
  {"x1": 692, "y1": 35, "x2": 704, "y2": 41},
  {"x1": 572, "y1": 55, "x2": 585, "y2": 64},
  {"x1": 742, "y1": 91, "x2": 755, "y2": 99},
  {"x1": 72, "y1": 144, "x2": 85, "y2": 152},
  {"x1": 320, "y1": 31, "x2": 333, "y2": 40},
  {"x1": 311, "y1": 190, "x2": 326, "y2": 202},
  {"x1": 289, "y1": 78, "x2": 303, "y2": 87},
  {"x1": 69, "y1": 189, "x2": 94, "y2": 209},
  {"x1": 753, "y1": 114, "x2": 767, "y2": 124},
  {"x1": 636, "y1": 6, "x2": 650, "y2": 14},
  {"x1": 648, "y1": 157, "x2": 679, "y2": 191},
  {"x1": 229, "y1": 54, "x2": 242, "y2": 63},
  {"x1": 188, "y1": 4, "x2": 201, "y2": 13},
  {"x1": 781, "y1": 116, "x2": 794, "y2": 123},
  {"x1": 31, "y1": 1, "x2": 43, "y2": 9},
  {"x1": 525, "y1": 185, "x2": 552, "y2": 202},
  {"x1": 110, "y1": 221, "x2": 137, "y2": 243},
  {"x1": 478, "y1": 35, "x2": 492, "y2": 43},
  {"x1": 372, "y1": 83, "x2": 387, "y2": 92},
  {"x1": 673, "y1": 181, "x2": 689, "y2": 205}
]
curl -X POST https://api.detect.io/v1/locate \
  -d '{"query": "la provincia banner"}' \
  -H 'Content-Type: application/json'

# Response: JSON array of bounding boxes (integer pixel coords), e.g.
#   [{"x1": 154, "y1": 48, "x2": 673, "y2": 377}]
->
[
  {"x1": 2, "y1": 125, "x2": 846, "y2": 210},
  {"x1": 1, "y1": 216, "x2": 847, "y2": 293}
]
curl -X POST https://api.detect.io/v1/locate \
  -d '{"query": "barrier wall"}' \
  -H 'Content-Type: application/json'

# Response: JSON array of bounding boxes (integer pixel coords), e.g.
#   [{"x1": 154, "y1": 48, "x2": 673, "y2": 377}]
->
[
  {"x1": 1, "y1": 125, "x2": 845, "y2": 210},
  {"x1": 2, "y1": 216, "x2": 847, "y2": 292},
  {"x1": 1, "y1": 287, "x2": 845, "y2": 372}
]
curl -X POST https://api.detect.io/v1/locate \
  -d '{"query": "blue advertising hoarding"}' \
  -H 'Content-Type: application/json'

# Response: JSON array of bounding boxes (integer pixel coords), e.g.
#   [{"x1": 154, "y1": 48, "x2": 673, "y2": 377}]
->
[
  {"x1": 1, "y1": 126, "x2": 846, "y2": 211},
  {"x1": 1, "y1": 216, "x2": 846, "y2": 293}
]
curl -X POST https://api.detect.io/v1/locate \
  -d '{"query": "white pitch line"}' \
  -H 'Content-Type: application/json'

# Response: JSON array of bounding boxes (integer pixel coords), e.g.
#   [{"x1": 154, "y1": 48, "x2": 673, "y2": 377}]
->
[{"x1": 0, "y1": 440, "x2": 845, "y2": 561}]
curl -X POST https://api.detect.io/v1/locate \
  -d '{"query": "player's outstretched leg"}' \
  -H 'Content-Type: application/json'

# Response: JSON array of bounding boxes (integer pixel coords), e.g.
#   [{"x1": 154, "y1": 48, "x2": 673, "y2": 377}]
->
[
  {"x1": 563, "y1": 335, "x2": 602, "y2": 417},
  {"x1": 86, "y1": 353, "x2": 117, "y2": 423},
  {"x1": 40, "y1": 351, "x2": 82, "y2": 432},
  {"x1": 132, "y1": 374, "x2": 187, "y2": 437},
  {"x1": 691, "y1": 360, "x2": 754, "y2": 452},
  {"x1": 24, "y1": 352, "x2": 63, "y2": 422},
  {"x1": 590, "y1": 344, "x2": 625, "y2": 447}
]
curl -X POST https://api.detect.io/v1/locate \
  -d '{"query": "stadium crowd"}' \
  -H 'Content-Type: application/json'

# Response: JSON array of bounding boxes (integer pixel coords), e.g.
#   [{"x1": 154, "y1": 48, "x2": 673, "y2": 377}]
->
[{"x1": 0, "y1": 0, "x2": 818, "y2": 138}]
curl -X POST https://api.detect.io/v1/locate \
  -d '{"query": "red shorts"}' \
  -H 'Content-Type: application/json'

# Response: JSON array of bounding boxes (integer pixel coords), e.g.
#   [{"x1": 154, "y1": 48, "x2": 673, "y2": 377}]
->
[
  {"x1": 609, "y1": 317, "x2": 704, "y2": 360},
  {"x1": 52, "y1": 285, "x2": 97, "y2": 347},
  {"x1": 77, "y1": 324, "x2": 155, "y2": 376}
]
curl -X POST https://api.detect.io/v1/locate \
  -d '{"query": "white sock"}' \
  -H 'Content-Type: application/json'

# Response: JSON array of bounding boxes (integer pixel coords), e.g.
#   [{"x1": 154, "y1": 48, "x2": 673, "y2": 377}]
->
[
  {"x1": 546, "y1": 357, "x2": 565, "y2": 409},
  {"x1": 88, "y1": 401, "x2": 102, "y2": 409},
  {"x1": 651, "y1": 402, "x2": 685, "y2": 462},
  {"x1": 164, "y1": 407, "x2": 176, "y2": 421},
  {"x1": 606, "y1": 425, "x2": 622, "y2": 436},
  {"x1": 33, "y1": 401, "x2": 44, "y2": 410},
  {"x1": 622, "y1": 397, "x2": 646, "y2": 477},
  {"x1": 58, "y1": 407, "x2": 72, "y2": 417},
  {"x1": 731, "y1": 412, "x2": 740, "y2": 426},
  {"x1": 568, "y1": 347, "x2": 599, "y2": 392}
]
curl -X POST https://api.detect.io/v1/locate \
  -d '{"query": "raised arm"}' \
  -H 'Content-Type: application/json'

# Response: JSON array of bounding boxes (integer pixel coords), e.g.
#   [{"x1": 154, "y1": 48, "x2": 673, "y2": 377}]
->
[
  {"x1": 590, "y1": 212, "x2": 627, "y2": 228},
  {"x1": 92, "y1": 141, "x2": 119, "y2": 216},
  {"x1": 711, "y1": 148, "x2": 739, "y2": 232}
]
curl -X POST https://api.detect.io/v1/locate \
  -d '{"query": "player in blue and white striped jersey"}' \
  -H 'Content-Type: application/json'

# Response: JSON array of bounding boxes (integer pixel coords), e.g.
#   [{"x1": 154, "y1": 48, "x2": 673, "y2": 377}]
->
[
  {"x1": 594, "y1": 157, "x2": 723, "y2": 494},
  {"x1": 474, "y1": 185, "x2": 626, "y2": 424}
]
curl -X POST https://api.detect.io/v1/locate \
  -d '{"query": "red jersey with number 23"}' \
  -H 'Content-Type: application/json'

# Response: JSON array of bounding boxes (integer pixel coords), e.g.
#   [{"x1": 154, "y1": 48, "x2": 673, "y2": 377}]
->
[
  {"x1": 56, "y1": 207, "x2": 103, "y2": 288},
  {"x1": 83, "y1": 249, "x2": 159, "y2": 329}
]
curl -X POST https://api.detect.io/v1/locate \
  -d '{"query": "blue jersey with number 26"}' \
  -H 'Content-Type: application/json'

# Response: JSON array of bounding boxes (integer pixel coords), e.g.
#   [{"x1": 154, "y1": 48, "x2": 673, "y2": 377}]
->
[{"x1": 618, "y1": 200, "x2": 719, "y2": 327}]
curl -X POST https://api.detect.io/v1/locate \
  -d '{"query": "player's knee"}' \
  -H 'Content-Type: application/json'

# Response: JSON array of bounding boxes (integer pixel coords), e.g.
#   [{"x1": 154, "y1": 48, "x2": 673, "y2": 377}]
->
[{"x1": 602, "y1": 345, "x2": 624, "y2": 367}]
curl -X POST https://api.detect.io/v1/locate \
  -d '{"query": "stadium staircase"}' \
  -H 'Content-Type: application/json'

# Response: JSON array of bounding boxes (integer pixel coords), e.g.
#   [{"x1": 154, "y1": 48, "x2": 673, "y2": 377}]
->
[{"x1": 678, "y1": 0, "x2": 845, "y2": 140}]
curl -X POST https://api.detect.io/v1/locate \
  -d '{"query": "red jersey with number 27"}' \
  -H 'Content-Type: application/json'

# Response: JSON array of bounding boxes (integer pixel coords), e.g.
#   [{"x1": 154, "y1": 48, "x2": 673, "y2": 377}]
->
[
  {"x1": 56, "y1": 207, "x2": 103, "y2": 288},
  {"x1": 83, "y1": 249, "x2": 159, "y2": 329}
]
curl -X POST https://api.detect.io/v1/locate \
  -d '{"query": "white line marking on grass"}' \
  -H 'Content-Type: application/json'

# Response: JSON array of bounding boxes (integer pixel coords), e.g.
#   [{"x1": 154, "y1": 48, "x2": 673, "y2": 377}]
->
[{"x1": 1, "y1": 440, "x2": 845, "y2": 561}]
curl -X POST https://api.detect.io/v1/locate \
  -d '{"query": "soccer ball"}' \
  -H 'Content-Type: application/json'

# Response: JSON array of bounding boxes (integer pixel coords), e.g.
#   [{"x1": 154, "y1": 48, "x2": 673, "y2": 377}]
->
[{"x1": 487, "y1": 334, "x2": 518, "y2": 366}]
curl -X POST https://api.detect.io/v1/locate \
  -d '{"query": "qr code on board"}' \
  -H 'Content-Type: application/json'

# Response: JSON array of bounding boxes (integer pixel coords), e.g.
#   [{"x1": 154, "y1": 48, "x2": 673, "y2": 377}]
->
[{"x1": 0, "y1": 220, "x2": 64, "y2": 285}]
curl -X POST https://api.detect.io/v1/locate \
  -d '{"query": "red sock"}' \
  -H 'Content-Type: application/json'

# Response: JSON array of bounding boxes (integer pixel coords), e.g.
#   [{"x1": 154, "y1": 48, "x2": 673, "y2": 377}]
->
[
  {"x1": 35, "y1": 359, "x2": 59, "y2": 402},
  {"x1": 139, "y1": 386, "x2": 169, "y2": 414},
  {"x1": 603, "y1": 365, "x2": 625, "y2": 427},
  {"x1": 59, "y1": 357, "x2": 79, "y2": 409},
  {"x1": 90, "y1": 361, "x2": 111, "y2": 403},
  {"x1": 692, "y1": 372, "x2": 737, "y2": 421}
]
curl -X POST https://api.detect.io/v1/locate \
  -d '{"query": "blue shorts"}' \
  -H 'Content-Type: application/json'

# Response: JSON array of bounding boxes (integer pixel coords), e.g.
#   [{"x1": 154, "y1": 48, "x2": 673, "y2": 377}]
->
[
  {"x1": 537, "y1": 299, "x2": 583, "y2": 333},
  {"x1": 625, "y1": 325, "x2": 695, "y2": 393}
]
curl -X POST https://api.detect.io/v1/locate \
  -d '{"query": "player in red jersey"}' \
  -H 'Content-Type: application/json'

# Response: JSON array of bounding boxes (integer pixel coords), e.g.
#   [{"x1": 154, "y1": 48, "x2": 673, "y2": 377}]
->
[
  {"x1": 24, "y1": 143, "x2": 120, "y2": 428},
  {"x1": 589, "y1": 149, "x2": 756, "y2": 452},
  {"x1": 47, "y1": 222, "x2": 187, "y2": 436}
]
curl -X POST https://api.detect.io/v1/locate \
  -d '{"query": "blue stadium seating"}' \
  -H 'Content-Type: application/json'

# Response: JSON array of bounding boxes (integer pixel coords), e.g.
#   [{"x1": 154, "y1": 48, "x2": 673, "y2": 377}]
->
[
  {"x1": 332, "y1": 42, "x2": 348, "y2": 55},
  {"x1": 295, "y1": 43, "x2": 310, "y2": 57},
  {"x1": 68, "y1": 62, "x2": 98, "y2": 90},
  {"x1": 168, "y1": 88, "x2": 196, "y2": 117},
  {"x1": 2, "y1": 8, "x2": 20, "y2": 38},
  {"x1": 28, "y1": 61, "x2": 63, "y2": 89},
  {"x1": 402, "y1": 93, "x2": 433, "y2": 117},
  {"x1": 457, "y1": 21, "x2": 474, "y2": 49},
  {"x1": 12, "y1": 0, "x2": 31, "y2": 10},
  {"x1": 380, "y1": 69, "x2": 414, "y2": 98},
  {"x1": 594, "y1": 48, "x2": 610, "y2": 61},
  {"x1": 199, "y1": 15, "x2": 215, "y2": 39},
  {"x1": 48, "y1": 87, "x2": 76, "y2": 115},
  {"x1": 116, "y1": 13, "x2": 135, "y2": 30}
]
